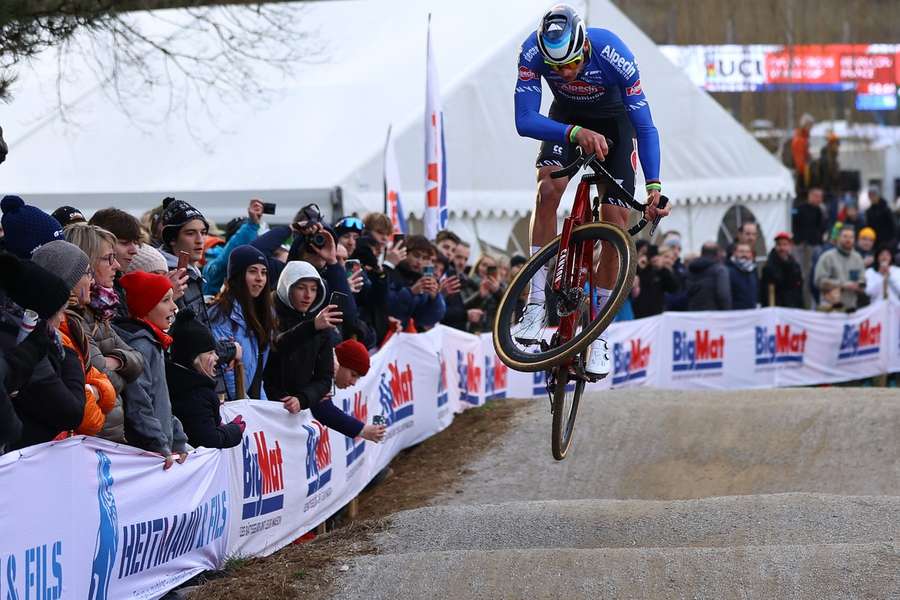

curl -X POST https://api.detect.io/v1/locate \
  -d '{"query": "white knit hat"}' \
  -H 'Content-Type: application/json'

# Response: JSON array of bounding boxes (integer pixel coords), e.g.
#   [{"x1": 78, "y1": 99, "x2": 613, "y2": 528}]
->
[{"x1": 127, "y1": 244, "x2": 168, "y2": 274}]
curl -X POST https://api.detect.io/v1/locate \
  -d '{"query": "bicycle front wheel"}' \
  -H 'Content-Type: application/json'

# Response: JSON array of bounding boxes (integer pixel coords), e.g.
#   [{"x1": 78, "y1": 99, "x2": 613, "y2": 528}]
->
[
  {"x1": 550, "y1": 364, "x2": 585, "y2": 461},
  {"x1": 493, "y1": 222, "x2": 636, "y2": 372}
]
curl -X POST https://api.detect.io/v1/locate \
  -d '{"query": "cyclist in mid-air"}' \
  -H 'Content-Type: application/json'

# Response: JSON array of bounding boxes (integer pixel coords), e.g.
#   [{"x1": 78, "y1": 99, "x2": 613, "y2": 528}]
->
[{"x1": 512, "y1": 4, "x2": 669, "y2": 378}]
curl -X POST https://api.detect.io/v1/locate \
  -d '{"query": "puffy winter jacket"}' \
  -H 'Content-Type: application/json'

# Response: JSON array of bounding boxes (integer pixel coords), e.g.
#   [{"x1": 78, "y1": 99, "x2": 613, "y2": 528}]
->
[{"x1": 167, "y1": 360, "x2": 241, "y2": 449}]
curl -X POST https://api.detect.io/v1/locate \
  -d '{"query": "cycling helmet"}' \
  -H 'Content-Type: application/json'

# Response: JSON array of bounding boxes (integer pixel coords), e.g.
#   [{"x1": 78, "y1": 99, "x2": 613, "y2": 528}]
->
[{"x1": 537, "y1": 4, "x2": 586, "y2": 65}]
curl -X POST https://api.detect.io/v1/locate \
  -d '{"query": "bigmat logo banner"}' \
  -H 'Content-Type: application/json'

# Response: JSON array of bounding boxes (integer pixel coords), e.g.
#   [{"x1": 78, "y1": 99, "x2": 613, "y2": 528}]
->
[{"x1": 4, "y1": 304, "x2": 900, "y2": 598}]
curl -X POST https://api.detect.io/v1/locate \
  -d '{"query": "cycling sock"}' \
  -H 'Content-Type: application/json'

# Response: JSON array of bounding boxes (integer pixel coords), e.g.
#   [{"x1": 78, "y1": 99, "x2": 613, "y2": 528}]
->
[
  {"x1": 596, "y1": 287, "x2": 613, "y2": 312},
  {"x1": 528, "y1": 245, "x2": 546, "y2": 303}
]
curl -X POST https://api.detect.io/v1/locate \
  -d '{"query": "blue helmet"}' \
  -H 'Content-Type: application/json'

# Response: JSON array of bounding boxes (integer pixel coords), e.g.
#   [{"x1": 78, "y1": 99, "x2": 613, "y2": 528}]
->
[{"x1": 537, "y1": 4, "x2": 586, "y2": 65}]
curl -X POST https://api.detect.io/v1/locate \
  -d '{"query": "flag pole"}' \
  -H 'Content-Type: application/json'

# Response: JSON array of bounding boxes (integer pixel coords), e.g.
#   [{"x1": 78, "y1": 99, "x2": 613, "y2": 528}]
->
[{"x1": 383, "y1": 124, "x2": 392, "y2": 216}]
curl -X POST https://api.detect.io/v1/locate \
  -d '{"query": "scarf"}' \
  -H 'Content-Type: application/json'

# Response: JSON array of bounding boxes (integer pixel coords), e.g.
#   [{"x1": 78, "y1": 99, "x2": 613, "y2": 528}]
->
[
  {"x1": 139, "y1": 318, "x2": 173, "y2": 350},
  {"x1": 731, "y1": 257, "x2": 756, "y2": 273},
  {"x1": 88, "y1": 282, "x2": 121, "y2": 323}
]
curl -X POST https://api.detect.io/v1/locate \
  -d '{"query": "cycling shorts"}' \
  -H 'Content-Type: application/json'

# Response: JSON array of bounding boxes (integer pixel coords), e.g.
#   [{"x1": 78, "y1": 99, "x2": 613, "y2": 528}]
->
[{"x1": 536, "y1": 104, "x2": 637, "y2": 207}]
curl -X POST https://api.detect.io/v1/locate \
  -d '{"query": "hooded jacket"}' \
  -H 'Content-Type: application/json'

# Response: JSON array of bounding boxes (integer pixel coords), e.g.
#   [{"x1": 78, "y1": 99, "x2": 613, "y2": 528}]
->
[
  {"x1": 166, "y1": 360, "x2": 241, "y2": 449},
  {"x1": 387, "y1": 262, "x2": 447, "y2": 330},
  {"x1": 686, "y1": 256, "x2": 732, "y2": 311},
  {"x1": 115, "y1": 318, "x2": 188, "y2": 456},
  {"x1": 263, "y1": 261, "x2": 363, "y2": 438}
]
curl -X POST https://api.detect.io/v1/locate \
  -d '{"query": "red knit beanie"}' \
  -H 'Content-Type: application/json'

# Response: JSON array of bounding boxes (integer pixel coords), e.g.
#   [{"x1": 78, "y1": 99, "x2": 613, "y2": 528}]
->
[
  {"x1": 335, "y1": 339, "x2": 370, "y2": 376},
  {"x1": 119, "y1": 271, "x2": 174, "y2": 319}
]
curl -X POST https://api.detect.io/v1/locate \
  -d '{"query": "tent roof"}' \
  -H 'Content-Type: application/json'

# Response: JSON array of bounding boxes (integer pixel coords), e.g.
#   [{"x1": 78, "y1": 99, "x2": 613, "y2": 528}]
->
[{"x1": 1, "y1": 0, "x2": 792, "y2": 224}]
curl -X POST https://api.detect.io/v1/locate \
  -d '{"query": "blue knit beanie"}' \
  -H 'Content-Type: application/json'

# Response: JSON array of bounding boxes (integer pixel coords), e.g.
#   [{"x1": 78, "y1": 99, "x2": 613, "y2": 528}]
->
[
  {"x1": 227, "y1": 244, "x2": 268, "y2": 280},
  {"x1": 1, "y1": 195, "x2": 64, "y2": 258}
]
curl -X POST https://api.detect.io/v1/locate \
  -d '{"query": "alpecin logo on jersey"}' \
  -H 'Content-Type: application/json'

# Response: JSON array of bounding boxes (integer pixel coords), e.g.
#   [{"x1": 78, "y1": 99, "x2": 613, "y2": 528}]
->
[
  {"x1": 242, "y1": 431, "x2": 284, "y2": 519},
  {"x1": 437, "y1": 353, "x2": 449, "y2": 408},
  {"x1": 484, "y1": 353, "x2": 508, "y2": 401},
  {"x1": 672, "y1": 329, "x2": 725, "y2": 373},
  {"x1": 838, "y1": 319, "x2": 881, "y2": 360},
  {"x1": 612, "y1": 338, "x2": 651, "y2": 385},
  {"x1": 600, "y1": 44, "x2": 637, "y2": 79},
  {"x1": 625, "y1": 79, "x2": 642, "y2": 96},
  {"x1": 518, "y1": 66, "x2": 538, "y2": 81},
  {"x1": 755, "y1": 325, "x2": 807, "y2": 366},
  {"x1": 343, "y1": 392, "x2": 367, "y2": 469},
  {"x1": 457, "y1": 350, "x2": 482, "y2": 405},
  {"x1": 303, "y1": 421, "x2": 332, "y2": 498},
  {"x1": 559, "y1": 80, "x2": 605, "y2": 99},
  {"x1": 377, "y1": 360, "x2": 414, "y2": 424}
]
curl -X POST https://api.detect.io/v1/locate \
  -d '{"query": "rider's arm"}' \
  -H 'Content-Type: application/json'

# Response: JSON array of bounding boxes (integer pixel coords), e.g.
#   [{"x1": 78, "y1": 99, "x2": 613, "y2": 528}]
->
[
  {"x1": 599, "y1": 33, "x2": 661, "y2": 186},
  {"x1": 514, "y1": 46, "x2": 570, "y2": 143}
]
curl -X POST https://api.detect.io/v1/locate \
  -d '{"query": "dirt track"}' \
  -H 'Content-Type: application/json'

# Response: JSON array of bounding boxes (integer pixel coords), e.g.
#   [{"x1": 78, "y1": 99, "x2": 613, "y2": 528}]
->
[{"x1": 328, "y1": 388, "x2": 900, "y2": 599}]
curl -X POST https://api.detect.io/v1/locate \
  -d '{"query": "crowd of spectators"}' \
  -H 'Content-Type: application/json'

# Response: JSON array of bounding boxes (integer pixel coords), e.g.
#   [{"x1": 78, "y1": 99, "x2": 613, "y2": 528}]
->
[
  {"x1": 0, "y1": 192, "x2": 527, "y2": 462},
  {"x1": 2, "y1": 156, "x2": 898, "y2": 459}
]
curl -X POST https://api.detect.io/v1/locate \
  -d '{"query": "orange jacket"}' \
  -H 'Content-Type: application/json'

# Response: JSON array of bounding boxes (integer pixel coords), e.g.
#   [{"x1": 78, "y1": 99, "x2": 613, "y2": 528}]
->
[
  {"x1": 791, "y1": 128, "x2": 810, "y2": 174},
  {"x1": 59, "y1": 316, "x2": 116, "y2": 436}
]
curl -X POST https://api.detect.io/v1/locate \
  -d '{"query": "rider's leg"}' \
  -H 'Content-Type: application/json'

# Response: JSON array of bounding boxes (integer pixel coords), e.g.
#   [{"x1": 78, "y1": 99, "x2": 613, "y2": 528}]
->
[
  {"x1": 595, "y1": 203, "x2": 630, "y2": 310},
  {"x1": 528, "y1": 166, "x2": 568, "y2": 303}
]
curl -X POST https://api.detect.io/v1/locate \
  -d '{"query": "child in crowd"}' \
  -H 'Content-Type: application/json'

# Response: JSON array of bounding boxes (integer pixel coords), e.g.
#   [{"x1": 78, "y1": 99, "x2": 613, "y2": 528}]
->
[
  {"x1": 167, "y1": 309, "x2": 245, "y2": 449},
  {"x1": 816, "y1": 280, "x2": 846, "y2": 313},
  {"x1": 115, "y1": 271, "x2": 189, "y2": 469},
  {"x1": 209, "y1": 245, "x2": 276, "y2": 401}
]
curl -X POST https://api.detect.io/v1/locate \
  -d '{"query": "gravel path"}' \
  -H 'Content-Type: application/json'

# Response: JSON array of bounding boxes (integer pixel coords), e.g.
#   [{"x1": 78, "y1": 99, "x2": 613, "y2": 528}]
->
[{"x1": 328, "y1": 387, "x2": 900, "y2": 599}]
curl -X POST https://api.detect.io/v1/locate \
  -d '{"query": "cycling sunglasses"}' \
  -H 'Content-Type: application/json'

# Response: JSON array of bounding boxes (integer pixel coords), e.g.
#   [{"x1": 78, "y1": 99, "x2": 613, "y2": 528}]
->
[
  {"x1": 545, "y1": 54, "x2": 584, "y2": 71},
  {"x1": 335, "y1": 216, "x2": 364, "y2": 232}
]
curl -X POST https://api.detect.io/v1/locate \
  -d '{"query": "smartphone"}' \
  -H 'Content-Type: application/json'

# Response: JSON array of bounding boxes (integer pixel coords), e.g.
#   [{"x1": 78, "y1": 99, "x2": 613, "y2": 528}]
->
[
  {"x1": 486, "y1": 265, "x2": 498, "y2": 277},
  {"x1": 423, "y1": 265, "x2": 435, "y2": 278},
  {"x1": 372, "y1": 415, "x2": 386, "y2": 426},
  {"x1": 176, "y1": 250, "x2": 191, "y2": 270},
  {"x1": 345, "y1": 259, "x2": 361, "y2": 274},
  {"x1": 392, "y1": 234, "x2": 405, "y2": 246},
  {"x1": 262, "y1": 202, "x2": 277, "y2": 215},
  {"x1": 329, "y1": 291, "x2": 348, "y2": 310}
]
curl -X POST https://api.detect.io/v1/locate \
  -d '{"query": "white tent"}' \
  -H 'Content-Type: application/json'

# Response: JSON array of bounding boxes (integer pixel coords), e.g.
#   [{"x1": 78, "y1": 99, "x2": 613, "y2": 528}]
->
[{"x1": 0, "y1": 0, "x2": 792, "y2": 253}]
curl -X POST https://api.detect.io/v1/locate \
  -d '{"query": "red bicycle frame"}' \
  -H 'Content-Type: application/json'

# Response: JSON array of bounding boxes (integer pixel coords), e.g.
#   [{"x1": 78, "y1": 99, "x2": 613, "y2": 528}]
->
[{"x1": 550, "y1": 178, "x2": 598, "y2": 348}]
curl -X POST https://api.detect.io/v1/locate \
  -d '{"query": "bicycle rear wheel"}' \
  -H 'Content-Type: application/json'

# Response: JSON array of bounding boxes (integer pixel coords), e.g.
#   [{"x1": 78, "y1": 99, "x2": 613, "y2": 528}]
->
[{"x1": 493, "y1": 222, "x2": 636, "y2": 372}]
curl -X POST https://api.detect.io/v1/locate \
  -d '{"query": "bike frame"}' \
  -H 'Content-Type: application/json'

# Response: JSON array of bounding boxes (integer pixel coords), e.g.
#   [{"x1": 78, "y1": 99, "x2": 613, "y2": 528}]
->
[
  {"x1": 551, "y1": 176, "x2": 599, "y2": 349},
  {"x1": 546, "y1": 153, "x2": 667, "y2": 357}
]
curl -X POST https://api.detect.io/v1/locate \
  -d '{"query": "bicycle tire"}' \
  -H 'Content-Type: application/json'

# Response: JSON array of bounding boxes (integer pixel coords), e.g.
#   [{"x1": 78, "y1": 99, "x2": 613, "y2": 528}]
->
[
  {"x1": 550, "y1": 364, "x2": 585, "y2": 460},
  {"x1": 493, "y1": 222, "x2": 637, "y2": 372}
]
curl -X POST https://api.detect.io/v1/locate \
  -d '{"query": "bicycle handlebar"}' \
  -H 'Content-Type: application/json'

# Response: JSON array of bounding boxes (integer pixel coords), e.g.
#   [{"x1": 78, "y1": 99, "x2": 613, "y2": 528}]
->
[{"x1": 549, "y1": 151, "x2": 669, "y2": 238}]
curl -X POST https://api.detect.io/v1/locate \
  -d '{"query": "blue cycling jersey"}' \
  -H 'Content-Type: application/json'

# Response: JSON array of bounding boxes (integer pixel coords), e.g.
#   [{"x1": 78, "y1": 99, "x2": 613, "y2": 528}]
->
[{"x1": 515, "y1": 28, "x2": 661, "y2": 183}]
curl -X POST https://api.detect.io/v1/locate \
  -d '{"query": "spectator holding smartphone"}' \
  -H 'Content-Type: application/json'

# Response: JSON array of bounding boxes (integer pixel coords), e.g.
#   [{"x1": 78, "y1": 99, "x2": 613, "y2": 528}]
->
[
  {"x1": 334, "y1": 340, "x2": 385, "y2": 442},
  {"x1": 463, "y1": 254, "x2": 503, "y2": 333},
  {"x1": 387, "y1": 235, "x2": 446, "y2": 331},
  {"x1": 209, "y1": 245, "x2": 276, "y2": 401},
  {"x1": 264, "y1": 261, "x2": 374, "y2": 439},
  {"x1": 632, "y1": 244, "x2": 680, "y2": 318},
  {"x1": 202, "y1": 199, "x2": 265, "y2": 295},
  {"x1": 157, "y1": 197, "x2": 239, "y2": 367}
]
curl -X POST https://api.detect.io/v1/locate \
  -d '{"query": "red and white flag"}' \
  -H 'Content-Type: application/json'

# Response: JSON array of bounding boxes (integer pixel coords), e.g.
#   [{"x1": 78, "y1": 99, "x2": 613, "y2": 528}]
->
[
  {"x1": 424, "y1": 13, "x2": 447, "y2": 240},
  {"x1": 384, "y1": 125, "x2": 407, "y2": 235}
]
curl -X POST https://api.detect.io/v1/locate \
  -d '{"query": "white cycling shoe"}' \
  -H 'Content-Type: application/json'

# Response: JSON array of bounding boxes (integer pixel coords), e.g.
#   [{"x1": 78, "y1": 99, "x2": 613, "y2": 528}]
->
[
  {"x1": 585, "y1": 337, "x2": 611, "y2": 379},
  {"x1": 512, "y1": 303, "x2": 546, "y2": 345}
]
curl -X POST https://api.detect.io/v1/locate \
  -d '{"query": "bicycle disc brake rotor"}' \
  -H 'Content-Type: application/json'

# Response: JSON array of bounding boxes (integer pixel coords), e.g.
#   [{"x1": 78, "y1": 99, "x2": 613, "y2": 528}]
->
[{"x1": 556, "y1": 286, "x2": 585, "y2": 317}]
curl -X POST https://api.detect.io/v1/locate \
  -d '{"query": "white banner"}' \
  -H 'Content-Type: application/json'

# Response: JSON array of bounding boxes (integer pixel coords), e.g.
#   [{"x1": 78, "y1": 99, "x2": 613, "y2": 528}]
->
[
  {"x1": 3, "y1": 304, "x2": 900, "y2": 598},
  {"x1": 0, "y1": 438, "x2": 229, "y2": 600}
]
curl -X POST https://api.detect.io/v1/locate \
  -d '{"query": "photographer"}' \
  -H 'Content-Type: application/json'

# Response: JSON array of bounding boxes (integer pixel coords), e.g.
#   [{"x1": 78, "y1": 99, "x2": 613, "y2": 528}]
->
[
  {"x1": 632, "y1": 243, "x2": 680, "y2": 319},
  {"x1": 288, "y1": 204, "x2": 361, "y2": 341},
  {"x1": 387, "y1": 235, "x2": 446, "y2": 331}
]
